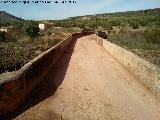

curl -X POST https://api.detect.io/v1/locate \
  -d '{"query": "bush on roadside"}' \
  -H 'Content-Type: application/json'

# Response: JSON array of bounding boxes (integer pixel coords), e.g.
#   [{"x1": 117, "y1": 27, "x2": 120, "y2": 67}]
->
[
  {"x1": 48, "y1": 39, "x2": 62, "y2": 47},
  {"x1": 144, "y1": 29, "x2": 160, "y2": 44},
  {"x1": 97, "y1": 31, "x2": 108, "y2": 39},
  {"x1": 107, "y1": 28, "x2": 160, "y2": 67}
]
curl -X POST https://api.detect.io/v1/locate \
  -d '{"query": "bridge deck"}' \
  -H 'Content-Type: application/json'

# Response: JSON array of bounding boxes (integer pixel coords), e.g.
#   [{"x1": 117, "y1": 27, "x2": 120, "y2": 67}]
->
[{"x1": 14, "y1": 35, "x2": 160, "y2": 120}]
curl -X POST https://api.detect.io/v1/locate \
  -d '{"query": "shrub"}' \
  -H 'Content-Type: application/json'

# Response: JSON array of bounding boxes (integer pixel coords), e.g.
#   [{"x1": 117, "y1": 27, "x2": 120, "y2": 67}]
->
[
  {"x1": 144, "y1": 30, "x2": 160, "y2": 44},
  {"x1": 104, "y1": 24, "x2": 113, "y2": 31},
  {"x1": 48, "y1": 39, "x2": 62, "y2": 46},
  {"x1": 47, "y1": 30, "x2": 52, "y2": 36},
  {"x1": 4, "y1": 28, "x2": 22, "y2": 42},
  {"x1": 26, "y1": 24, "x2": 40, "y2": 39},
  {"x1": 82, "y1": 25, "x2": 94, "y2": 32},
  {"x1": 97, "y1": 31, "x2": 108, "y2": 39},
  {"x1": 0, "y1": 31, "x2": 5, "y2": 42},
  {"x1": 130, "y1": 21, "x2": 139, "y2": 29}
]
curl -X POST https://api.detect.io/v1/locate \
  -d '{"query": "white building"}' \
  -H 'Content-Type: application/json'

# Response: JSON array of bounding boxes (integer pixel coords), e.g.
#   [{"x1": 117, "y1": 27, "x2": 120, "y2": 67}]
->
[
  {"x1": 0, "y1": 28, "x2": 7, "y2": 32},
  {"x1": 39, "y1": 24, "x2": 45, "y2": 30}
]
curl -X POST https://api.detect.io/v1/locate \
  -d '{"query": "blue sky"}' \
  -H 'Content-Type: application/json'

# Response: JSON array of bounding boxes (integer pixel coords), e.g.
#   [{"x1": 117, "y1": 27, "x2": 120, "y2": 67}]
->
[{"x1": 0, "y1": 0, "x2": 160, "y2": 20}]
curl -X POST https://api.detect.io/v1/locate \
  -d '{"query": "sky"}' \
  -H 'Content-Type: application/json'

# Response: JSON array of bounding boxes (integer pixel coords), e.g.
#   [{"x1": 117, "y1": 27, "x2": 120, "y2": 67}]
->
[{"x1": 0, "y1": 0, "x2": 160, "y2": 20}]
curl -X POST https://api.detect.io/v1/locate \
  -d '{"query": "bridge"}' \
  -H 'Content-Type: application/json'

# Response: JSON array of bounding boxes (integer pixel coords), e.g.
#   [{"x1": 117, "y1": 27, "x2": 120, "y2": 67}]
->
[{"x1": 1, "y1": 34, "x2": 160, "y2": 120}]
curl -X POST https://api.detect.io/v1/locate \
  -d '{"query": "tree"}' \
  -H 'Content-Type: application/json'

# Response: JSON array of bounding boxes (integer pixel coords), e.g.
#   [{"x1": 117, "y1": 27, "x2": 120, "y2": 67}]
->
[
  {"x1": 26, "y1": 24, "x2": 40, "y2": 39},
  {"x1": 0, "y1": 31, "x2": 5, "y2": 42}
]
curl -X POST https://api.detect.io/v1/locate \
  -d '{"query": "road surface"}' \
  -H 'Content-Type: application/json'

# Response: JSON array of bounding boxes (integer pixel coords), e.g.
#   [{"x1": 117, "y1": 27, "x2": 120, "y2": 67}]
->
[{"x1": 13, "y1": 35, "x2": 160, "y2": 120}]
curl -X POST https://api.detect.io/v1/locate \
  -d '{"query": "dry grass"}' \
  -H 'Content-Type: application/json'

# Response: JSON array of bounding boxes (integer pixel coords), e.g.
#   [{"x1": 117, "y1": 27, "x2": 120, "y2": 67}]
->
[
  {"x1": 0, "y1": 27, "x2": 78, "y2": 74},
  {"x1": 108, "y1": 27, "x2": 160, "y2": 67}
]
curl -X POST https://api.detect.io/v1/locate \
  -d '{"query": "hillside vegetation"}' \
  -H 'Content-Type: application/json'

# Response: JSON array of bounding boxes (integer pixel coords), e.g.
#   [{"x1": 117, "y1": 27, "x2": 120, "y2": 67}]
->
[
  {"x1": 51, "y1": 8, "x2": 160, "y2": 29},
  {"x1": 0, "y1": 20, "x2": 79, "y2": 74},
  {"x1": 48, "y1": 8, "x2": 160, "y2": 67},
  {"x1": 0, "y1": 11, "x2": 22, "y2": 20},
  {"x1": 0, "y1": 8, "x2": 160, "y2": 74}
]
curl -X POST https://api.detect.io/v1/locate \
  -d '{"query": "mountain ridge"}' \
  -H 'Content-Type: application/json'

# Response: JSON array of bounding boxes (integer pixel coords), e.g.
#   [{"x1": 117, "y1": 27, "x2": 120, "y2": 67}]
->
[
  {"x1": 67, "y1": 8, "x2": 160, "y2": 20},
  {"x1": 0, "y1": 11, "x2": 22, "y2": 20}
]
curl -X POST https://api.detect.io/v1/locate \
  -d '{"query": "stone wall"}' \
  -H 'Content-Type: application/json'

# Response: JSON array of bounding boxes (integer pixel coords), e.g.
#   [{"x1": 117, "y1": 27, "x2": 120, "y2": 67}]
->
[{"x1": 96, "y1": 36, "x2": 160, "y2": 99}]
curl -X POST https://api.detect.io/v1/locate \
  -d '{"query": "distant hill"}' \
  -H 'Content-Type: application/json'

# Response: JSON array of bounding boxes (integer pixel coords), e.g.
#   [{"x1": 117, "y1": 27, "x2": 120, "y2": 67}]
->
[
  {"x1": 68, "y1": 8, "x2": 160, "y2": 20},
  {"x1": 0, "y1": 11, "x2": 22, "y2": 20}
]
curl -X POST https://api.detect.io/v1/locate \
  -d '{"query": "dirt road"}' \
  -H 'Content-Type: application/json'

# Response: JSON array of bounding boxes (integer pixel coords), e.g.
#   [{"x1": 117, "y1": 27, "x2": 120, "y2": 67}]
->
[{"x1": 14, "y1": 35, "x2": 160, "y2": 120}]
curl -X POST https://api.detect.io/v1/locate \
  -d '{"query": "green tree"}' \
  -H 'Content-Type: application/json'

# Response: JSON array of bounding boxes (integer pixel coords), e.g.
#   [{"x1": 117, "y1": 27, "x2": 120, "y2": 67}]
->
[
  {"x1": 0, "y1": 31, "x2": 5, "y2": 42},
  {"x1": 26, "y1": 24, "x2": 40, "y2": 39}
]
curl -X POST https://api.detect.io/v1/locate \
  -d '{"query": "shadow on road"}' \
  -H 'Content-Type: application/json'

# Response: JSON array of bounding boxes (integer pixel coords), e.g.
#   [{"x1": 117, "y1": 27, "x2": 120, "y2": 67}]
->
[{"x1": 1, "y1": 37, "x2": 78, "y2": 120}]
